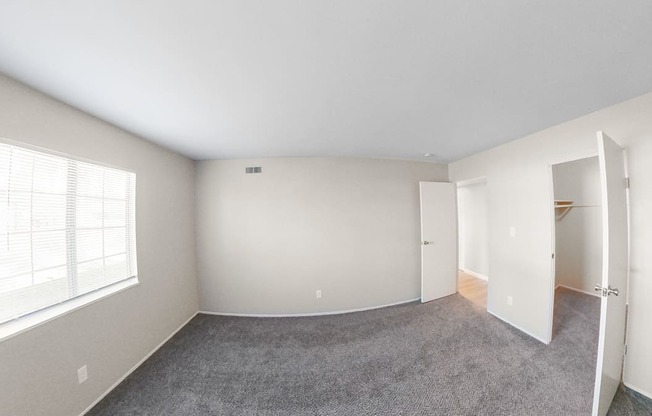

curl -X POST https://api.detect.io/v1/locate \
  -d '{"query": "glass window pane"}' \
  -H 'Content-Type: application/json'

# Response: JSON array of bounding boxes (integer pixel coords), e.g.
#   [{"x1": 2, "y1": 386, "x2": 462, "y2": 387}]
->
[
  {"x1": 32, "y1": 230, "x2": 66, "y2": 270},
  {"x1": 76, "y1": 163, "x2": 103, "y2": 197},
  {"x1": 77, "y1": 196, "x2": 102, "y2": 228},
  {"x1": 77, "y1": 259, "x2": 105, "y2": 295},
  {"x1": 105, "y1": 253, "x2": 128, "y2": 281},
  {"x1": 0, "y1": 191, "x2": 8, "y2": 235},
  {"x1": 0, "y1": 146, "x2": 9, "y2": 191},
  {"x1": 32, "y1": 154, "x2": 67, "y2": 194},
  {"x1": 77, "y1": 229, "x2": 103, "y2": 262},
  {"x1": 33, "y1": 266, "x2": 67, "y2": 285},
  {"x1": 104, "y1": 169, "x2": 127, "y2": 200},
  {"x1": 7, "y1": 149, "x2": 33, "y2": 192},
  {"x1": 104, "y1": 228, "x2": 126, "y2": 256},
  {"x1": 0, "y1": 233, "x2": 31, "y2": 279},
  {"x1": 104, "y1": 199, "x2": 126, "y2": 227},
  {"x1": 33, "y1": 194, "x2": 66, "y2": 231},
  {"x1": 0, "y1": 273, "x2": 32, "y2": 294},
  {"x1": 7, "y1": 192, "x2": 31, "y2": 233}
]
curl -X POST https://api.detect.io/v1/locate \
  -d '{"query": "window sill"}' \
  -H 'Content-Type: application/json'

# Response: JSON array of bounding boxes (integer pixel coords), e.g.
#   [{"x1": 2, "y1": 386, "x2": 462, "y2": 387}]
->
[{"x1": 0, "y1": 277, "x2": 139, "y2": 343}]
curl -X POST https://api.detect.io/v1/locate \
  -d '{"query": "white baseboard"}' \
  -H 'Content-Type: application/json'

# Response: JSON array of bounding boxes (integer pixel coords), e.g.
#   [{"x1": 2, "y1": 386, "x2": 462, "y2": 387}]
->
[
  {"x1": 79, "y1": 311, "x2": 198, "y2": 416},
  {"x1": 199, "y1": 297, "x2": 420, "y2": 318},
  {"x1": 459, "y1": 269, "x2": 488, "y2": 281},
  {"x1": 487, "y1": 309, "x2": 550, "y2": 345},
  {"x1": 624, "y1": 382, "x2": 652, "y2": 401},
  {"x1": 555, "y1": 284, "x2": 601, "y2": 298}
]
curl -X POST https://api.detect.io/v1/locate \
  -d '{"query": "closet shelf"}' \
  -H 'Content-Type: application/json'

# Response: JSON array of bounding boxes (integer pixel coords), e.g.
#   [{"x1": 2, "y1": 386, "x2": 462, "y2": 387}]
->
[
  {"x1": 554, "y1": 200, "x2": 573, "y2": 221},
  {"x1": 554, "y1": 200, "x2": 600, "y2": 221}
]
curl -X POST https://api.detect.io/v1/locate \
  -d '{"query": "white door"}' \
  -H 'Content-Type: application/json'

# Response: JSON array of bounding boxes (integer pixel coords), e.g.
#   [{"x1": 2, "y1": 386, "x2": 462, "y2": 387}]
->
[
  {"x1": 592, "y1": 132, "x2": 629, "y2": 416},
  {"x1": 420, "y1": 182, "x2": 458, "y2": 303}
]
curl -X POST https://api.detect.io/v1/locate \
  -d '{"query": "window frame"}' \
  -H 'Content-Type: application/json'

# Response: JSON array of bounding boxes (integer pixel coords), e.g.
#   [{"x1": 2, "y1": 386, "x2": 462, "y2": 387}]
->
[{"x1": 0, "y1": 137, "x2": 139, "y2": 342}]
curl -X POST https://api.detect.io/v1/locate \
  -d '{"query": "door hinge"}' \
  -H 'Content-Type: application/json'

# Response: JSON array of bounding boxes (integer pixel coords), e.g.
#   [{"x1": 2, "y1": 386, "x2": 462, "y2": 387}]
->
[
  {"x1": 552, "y1": 253, "x2": 555, "y2": 259},
  {"x1": 625, "y1": 177, "x2": 630, "y2": 189},
  {"x1": 624, "y1": 344, "x2": 628, "y2": 356}
]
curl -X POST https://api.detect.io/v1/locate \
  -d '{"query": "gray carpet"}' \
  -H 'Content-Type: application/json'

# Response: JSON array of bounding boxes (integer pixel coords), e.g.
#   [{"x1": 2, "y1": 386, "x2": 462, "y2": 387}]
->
[
  {"x1": 610, "y1": 385, "x2": 652, "y2": 416},
  {"x1": 88, "y1": 288, "x2": 651, "y2": 415}
]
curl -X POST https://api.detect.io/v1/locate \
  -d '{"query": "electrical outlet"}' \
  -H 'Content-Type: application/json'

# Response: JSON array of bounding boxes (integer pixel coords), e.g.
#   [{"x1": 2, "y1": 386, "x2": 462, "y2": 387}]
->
[
  {"x1": 507, "y1": 296, "x2": 513, "y2": 306},
  {"x1": 509, "y1": 227, "x2": 516, "y2": 237},
  {"x1": 316, "y1": 290, "x2": 322, "y2": 299},
  {"x1": 77, "y1": 365, "x2": 88, "y2": 384}
]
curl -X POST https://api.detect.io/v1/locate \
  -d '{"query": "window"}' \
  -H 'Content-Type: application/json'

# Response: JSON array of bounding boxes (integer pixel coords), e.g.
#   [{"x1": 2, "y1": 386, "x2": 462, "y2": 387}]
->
[{"x1": 0, "y1": 140, "x2": 138, "y2": 327}]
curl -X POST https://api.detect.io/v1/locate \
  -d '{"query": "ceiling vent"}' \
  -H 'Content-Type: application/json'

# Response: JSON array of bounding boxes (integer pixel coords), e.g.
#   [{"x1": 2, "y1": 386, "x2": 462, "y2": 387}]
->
[{"x1": 245, "y1": 167, "x2": 262, "y2": 174}]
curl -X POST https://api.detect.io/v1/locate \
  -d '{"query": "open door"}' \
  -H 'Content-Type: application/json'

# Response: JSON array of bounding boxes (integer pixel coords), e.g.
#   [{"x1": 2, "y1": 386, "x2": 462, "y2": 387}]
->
[
  {"x1": 420, "y1": 182, "x2": 458, "y2": 303},
  {"x1": 592, "y1": 132, "x2": 629, "y2": 416}
]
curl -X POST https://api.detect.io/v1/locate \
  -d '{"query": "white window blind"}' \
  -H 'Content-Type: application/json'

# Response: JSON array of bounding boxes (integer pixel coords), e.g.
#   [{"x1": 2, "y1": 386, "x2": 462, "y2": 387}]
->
[{"x1": 0, "y1": 142, "x2": 137, "y2": 325}]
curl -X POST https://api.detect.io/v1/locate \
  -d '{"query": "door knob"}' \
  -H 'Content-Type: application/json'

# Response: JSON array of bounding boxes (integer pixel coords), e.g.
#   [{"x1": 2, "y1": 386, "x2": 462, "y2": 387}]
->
[
  {"x1": 594, "y1": 284, "x2": 619, "y2": 297},
  {"x1": 422, "y1": 241, "x2": 433, "y2": 245}
]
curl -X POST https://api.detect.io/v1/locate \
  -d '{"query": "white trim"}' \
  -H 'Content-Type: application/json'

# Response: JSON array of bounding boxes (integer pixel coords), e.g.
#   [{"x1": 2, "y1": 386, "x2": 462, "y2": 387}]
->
[
  {"x1": 0, "y1": 136, "x2": 135, "y2": 174},
  {"x1": 487, "y1": 309, "x2": 550, "y2": 345},
  {"x1": 555, "y1": 284, "x2": 601, "y2": 298},
  {"x1": 547, "y1": 163, "x2": 557, "y2": 345},
  {"x1": 550, "y1": 152, "x2": 600, "y2": 168},
  {"x1": 199, "y1": 298, "x2": 420, "y2": 318},
  {"x1": 623, "y1": 382, "x2": 652, "y2": 401},
  {"x1": 79, "y1": 311, "x2": 199, "y2": 416},
  {"x1": 456, "y1": 176, "x2": 487, "y2": 187},
  {"x1": 0, "y1": 278, "x2": 139, "y2": 343},
  {"x1": 460, "y1": 269, "x2": 488, "y2": 281}
]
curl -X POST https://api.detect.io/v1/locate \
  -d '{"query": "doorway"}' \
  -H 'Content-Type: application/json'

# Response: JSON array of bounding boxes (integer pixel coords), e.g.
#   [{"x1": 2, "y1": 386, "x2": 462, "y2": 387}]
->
[
  {"x1": 551, "y1": 157, "x2": 603, "y2": 337},
  {"x1": 550, "y1": 156, "x2": 603, "y2": 356},
  {"x1": 456, "y1": 178, "x2": 488, "y2": 309}
]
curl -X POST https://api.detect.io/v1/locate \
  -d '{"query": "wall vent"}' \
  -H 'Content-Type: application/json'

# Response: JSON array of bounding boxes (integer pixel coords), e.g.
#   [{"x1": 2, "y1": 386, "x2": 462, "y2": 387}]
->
[{"x1": 245, "y1": 167, "x2": 262, "y2": 174}]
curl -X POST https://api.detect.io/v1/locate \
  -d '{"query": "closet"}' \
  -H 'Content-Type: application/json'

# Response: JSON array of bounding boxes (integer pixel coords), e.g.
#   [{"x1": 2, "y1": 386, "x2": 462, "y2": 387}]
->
[{"x1": 552, "y1": 156, "x2": 603, "y2": 336}]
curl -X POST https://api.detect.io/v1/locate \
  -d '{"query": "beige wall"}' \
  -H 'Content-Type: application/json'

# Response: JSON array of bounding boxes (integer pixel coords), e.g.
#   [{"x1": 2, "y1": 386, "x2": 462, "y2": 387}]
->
[
  {"x1": 449, "y1": 92, "x2": 652, "y2": 398},
  {"x1": 0, "y1": 74, "x2": 199, "y2": 416},
  {"x1": 553, "y1": 157, "x2": 603, "y2": 294},
  {"x1": 3, "y1": 65, "x2": 651, "y2": 413},
  {"x1": 196, "y1": 158, "x2": 447, "y2": 315}
]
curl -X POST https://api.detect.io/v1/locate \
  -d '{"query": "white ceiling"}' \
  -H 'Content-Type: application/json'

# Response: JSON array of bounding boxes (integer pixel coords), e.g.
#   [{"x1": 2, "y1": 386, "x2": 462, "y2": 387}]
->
[{"x1": 1, "y1": 1, "x2": 651, "y2": 162}]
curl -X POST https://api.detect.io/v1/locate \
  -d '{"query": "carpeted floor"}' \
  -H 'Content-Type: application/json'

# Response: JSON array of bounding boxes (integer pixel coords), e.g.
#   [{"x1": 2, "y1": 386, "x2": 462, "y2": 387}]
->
[
  {"x1": 610, "y1": 385, "x2": 652, "y2": 416},
  {"x1": 88, "y1": 288, "x2": 651, "y2": 415}
]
